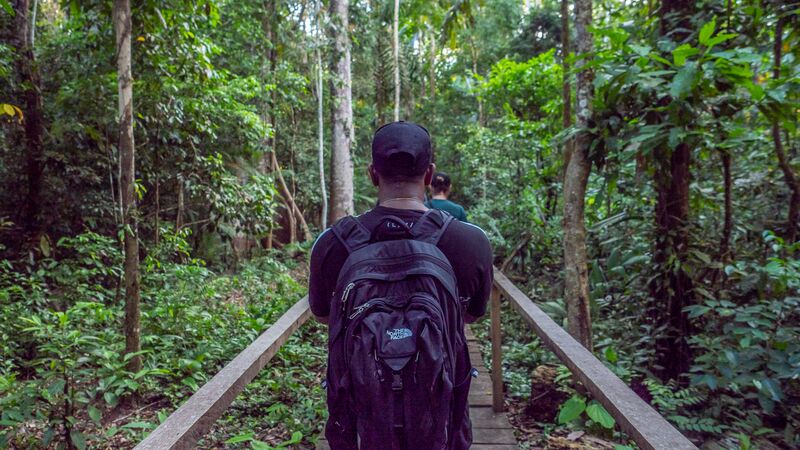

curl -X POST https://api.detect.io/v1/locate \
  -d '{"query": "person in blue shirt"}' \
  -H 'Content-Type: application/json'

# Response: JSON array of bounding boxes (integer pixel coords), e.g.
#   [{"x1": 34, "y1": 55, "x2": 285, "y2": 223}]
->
[{"x1": 425, "y1": 172, "x2": 468, "y2": 221}]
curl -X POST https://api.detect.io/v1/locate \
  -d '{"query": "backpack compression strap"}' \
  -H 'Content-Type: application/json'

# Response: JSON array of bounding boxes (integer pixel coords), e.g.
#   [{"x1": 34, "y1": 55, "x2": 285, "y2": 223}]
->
[
  {"x1": 330, "y1": 216, "x2": 372, "y2": 254},
  {"x1": 410, "y1": 209, "x2": 455, "y2": 245}
]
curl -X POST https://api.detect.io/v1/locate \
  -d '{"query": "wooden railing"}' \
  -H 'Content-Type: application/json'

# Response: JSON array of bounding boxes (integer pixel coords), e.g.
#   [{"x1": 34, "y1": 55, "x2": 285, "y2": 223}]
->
[
  {"x1": 135, "y1": 269, "x2": 697, "y2": 450},
  {"x1": 490, "y1": 268, "x2": 697, "y2": 450},
  {"x1": 135, "y1": 298, "x2": 311, "y2": 450}
]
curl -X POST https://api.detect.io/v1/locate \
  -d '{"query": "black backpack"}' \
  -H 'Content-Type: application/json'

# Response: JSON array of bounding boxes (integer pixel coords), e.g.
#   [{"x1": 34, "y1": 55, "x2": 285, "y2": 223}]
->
[{"x1": 324, "y1": 210, "x2": 473, "y2": 450}]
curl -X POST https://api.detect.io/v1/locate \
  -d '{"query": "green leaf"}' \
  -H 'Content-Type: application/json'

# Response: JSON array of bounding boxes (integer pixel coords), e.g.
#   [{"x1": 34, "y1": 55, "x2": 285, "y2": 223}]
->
[
  {"x1": 586, "y1": 401, "x2": 616, "y2": 429},
  {"x1": 71, "y1": 431, "x2": 87, "y2": 450},
  {"x1": 225, "y1": 432, "x2": 255, "y2": 444},
  {"x1": 0, "y1": 0, "x2": 14, "y2": 16},
  {"x1": 760, "y1": 378, "x2": 782, "y2": 401},
  {"x1": 557, "y1": 395, "x2": 586, "y2": 424},
  {"x1": 699, "y1": 18, "x2": 716, "y2": 46},
  {"x1": 251, "y1": 440, "x2": 273, "y2": 450},
  {"x1": 670, "y1": 63, "x2": 698, "y2": 99},
  {"x1": 707, "y1": 33, "x2": 737, "y2": 48},
  {"x1": 88, "y1": 406, "x2": 102, "y2": 424},
  {"x1": 672, "y1": 44, "x2": 700, "y2": 66},
  {"x1": 604, "y1": 346, "x2": 618, "y2": 363}
]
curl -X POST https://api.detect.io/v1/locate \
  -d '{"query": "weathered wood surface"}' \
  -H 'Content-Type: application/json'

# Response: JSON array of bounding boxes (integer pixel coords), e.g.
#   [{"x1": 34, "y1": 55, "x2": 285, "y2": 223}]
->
[
  {"x1": 490, "y1": 285, "x2": 504, "y2": 413},
  {"x1": 492, "y1": 268, "x2": 697, "y2": 450},
  {"x1": 135, "y1": 297, "x2": 312, "y2": 450},
  {"x1": 316, "y1": 326, "x2": 517, "y2": 450}
]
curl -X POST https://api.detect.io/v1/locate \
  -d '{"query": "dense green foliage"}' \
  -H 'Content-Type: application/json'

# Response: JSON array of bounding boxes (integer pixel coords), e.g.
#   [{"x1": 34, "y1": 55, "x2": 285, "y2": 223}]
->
[{"x1": 1, "y1": 0, "x2": 799, "y2": 448}]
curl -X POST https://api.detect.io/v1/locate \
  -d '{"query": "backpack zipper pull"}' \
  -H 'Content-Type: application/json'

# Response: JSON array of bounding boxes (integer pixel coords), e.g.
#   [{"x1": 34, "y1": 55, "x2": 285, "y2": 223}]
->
[
  {"x1": 340, "y1": 282, "x2": 356, "y2": 311},
  {"x1": 348, "y1": 301, "x2": 371, "y2": 319}
]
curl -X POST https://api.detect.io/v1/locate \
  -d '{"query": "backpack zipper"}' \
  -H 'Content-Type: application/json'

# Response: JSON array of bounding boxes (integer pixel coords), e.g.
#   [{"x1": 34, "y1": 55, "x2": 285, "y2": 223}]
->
[{"x1": 340, "y1": 282, "x2": 356, "y2": 312}]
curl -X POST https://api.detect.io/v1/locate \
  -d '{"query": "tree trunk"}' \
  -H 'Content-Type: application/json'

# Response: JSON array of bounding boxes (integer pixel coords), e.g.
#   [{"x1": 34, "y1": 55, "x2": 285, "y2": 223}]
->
[
  {"x1": 719, "y1": 149, "x2": 732, "y2": 261},
  {"x1": 14, "y1": 0, "x2": 45, "y2": 238},
  {"x1": 329, "y1": 0, "x2": 355, "y2": 223},
  {"x1": 114, "y1": 0, "x2": 142, "y2": 376},
  {"x1": 649, "y1": 0, "x2": 696, "y2": 381},
  {"x1": 562, "y1": 0, "x2": 593, "y2": 351},
  {"x1": 429, "y1": 34, "x2": 436, "y2": 100},
  {"x1": 772, "y1": 16, "x2": 800, "y2": 244},
  {"x1": 271, "y1": 151, "x2": 312, "y2": 241},
  {"x1": 560, "y1": 0, "x2": 573, "y2": 170},
  {"x1": 316, "y1": 2, "x2": 328, "y2": 229},
  {"x1": 176, "y1": 176, "x2": 184, "y2": 230},
  {"x1": 375, "y1": 34, "x2": 387, "y2": 126},
  {"x1": 652, "y1": 143, "x2": 692, "y2": 380},
  {"x1": 468, "y1": 36, "x2": 484, "y2": 127},
  {"x1": 393, "y1": 0, "x2": 400, "y2": 121}
]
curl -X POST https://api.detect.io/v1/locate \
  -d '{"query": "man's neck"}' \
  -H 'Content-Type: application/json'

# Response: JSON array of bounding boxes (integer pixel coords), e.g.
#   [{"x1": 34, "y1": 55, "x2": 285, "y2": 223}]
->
[
  {"x1": 432, "y1": 193, "x2": 448, "y2": 200},
  {"x1": 378, "y1": 188, "x2": 427, "y2": 211}
]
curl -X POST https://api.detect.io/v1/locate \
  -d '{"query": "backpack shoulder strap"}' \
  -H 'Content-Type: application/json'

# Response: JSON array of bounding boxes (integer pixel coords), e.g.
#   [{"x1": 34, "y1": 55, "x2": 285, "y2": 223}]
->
[
  {"x1": 410, "y1": 209, "x2": 455, "y2": 246},
  {"x1": 330, "y1": 216, "x2": 371, "y2": 254}
]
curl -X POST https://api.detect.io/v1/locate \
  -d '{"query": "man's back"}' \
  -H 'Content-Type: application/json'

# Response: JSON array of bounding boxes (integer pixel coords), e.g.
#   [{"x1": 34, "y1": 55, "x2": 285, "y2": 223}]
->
[
  {"x1": 309, "y1": 205, "x2": 492, "y2": 320},
  {"x1": 309, "y1": 206, "x2": 492, "y2": 450},
  {"x1": 425, "y1": 198, "x2": 468, "y2": 222}
]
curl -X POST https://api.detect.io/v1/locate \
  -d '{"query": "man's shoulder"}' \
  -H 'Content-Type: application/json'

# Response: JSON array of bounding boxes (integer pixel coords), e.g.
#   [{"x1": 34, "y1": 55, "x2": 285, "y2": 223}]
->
[
  {"x1": 442, "y1": 218, "x2": 489, "y2": 245},
  {"x1": 310, "y1": 227, "x2": 344, "y2": 259}
]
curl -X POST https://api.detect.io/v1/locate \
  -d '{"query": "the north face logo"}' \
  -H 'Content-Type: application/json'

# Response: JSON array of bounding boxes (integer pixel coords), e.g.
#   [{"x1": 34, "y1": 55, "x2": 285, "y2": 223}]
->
[{"x1": 386, "y1": 328, "x2": 413, "y2": 340}]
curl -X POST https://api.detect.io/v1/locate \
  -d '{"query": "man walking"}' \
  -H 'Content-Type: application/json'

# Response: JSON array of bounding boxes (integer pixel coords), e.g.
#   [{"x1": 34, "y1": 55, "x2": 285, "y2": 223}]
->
[
  {"x1": 426, "y1": 172, "x2": 468, "y2": 222},
  {"x1": 309, "y1": 121, "x2": 493, "y2": 449}
]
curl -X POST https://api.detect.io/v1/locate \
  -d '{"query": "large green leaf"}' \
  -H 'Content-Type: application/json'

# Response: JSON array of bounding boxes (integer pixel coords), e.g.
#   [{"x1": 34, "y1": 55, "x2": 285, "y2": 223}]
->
[
  {"x1": 586, "y1": 401, "x2": 616, "y2": 429},
  {"x1": 557, "y1": 395, "x2": 586, "y2": 424},
  {"x1": 670, "y1": 63, "x2": 698, "y2": 99},
  {"x1": 672, "y1": 44, "x2": 700, "y2": 66},
  {"x1": 698, "y1": 18, "x2": 716, "y2": 46}
]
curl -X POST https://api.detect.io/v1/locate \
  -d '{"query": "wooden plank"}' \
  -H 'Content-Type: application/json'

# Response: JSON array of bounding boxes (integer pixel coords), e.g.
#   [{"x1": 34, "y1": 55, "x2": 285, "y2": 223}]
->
[
  {"x1": 490, "y1": 285, "x2": 504, "y2": 413},
  {"x1": 470, "y1": 445, "x2": 518, "y2": 450},
  {"x1": 472, "y1": 427, "x2": 517, "y2": 444},
  {"x1": 316, "y1": 439, "x2": 330, "y2": 450},
  {"x1": 135, "y1": 298, "x2": 312, "y2": 450},
  {"x1": 469, "y1": 406, "x2": 513, "y2": 429},
  {"x1": 493, "y1": 268, "x2": 697, "y2": 450},
  {"x1": 469, "y1": 393, "x2": 494, "y2": 406}
]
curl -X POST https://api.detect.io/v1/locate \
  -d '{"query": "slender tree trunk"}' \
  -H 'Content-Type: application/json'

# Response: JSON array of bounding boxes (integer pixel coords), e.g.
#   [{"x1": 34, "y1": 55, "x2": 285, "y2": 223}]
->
[
  {"x1": 271, "y1": 152, "x2": 312, "y2": 241},
  {"x1": 429, "y1": 34, "x2": 436, "y2": 100},
  {"x1": 468, "y1": 37, "x2": 484, "y2": 126},
  {"x1": 176, "y1": 176, "x2": 184, "y2": 230},
  {"x1": 561, "y1": 0, "x2": 573, "y2": 170},
  {"x1": 155, "y1": 144, "x2": 160, "y2": 246},
  {"x1": 30, "y1": 0, "x2": 37, "y2": 46},
  {"x1": 14, "y1": 0, "x2": 45, "y2": 238},
  {"x1": 316, "y1": 2, "x2": 328, "y2": 229},
  {"x1": 719, "y1": 149, "x2": 732, "y2": 261},
  {"x1": 393, "y1": 0, "x2": 400, "y2": 121},
  {"x1": 562, "y1": 0, "x2": 593, "y2": 351},
  {"x1": 329, "y1": 0, "x2": 354, "y2": 222},
  {"x1": 114, "y1": 0, "x2": 142, "y2": 376},
  {"x1": 375, "y1": 35, "x2": 387, "y2": 126},
  {"x1": 772, "y1": 16, "x2": 800, "y2": 244}
]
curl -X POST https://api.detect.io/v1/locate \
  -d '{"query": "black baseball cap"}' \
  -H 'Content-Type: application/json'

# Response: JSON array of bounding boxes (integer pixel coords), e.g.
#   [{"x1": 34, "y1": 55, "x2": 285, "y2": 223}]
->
[{"x1": 371, "y1": 121, "x2": 432, "y2": 177}]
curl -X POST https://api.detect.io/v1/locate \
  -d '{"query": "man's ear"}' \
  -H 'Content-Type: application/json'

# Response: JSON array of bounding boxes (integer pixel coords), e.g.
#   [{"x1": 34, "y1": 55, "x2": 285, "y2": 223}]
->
[
  {"x1": 368, "y1": 164, "x2": 380, "y2": 186},
  {"x1": 423, "y1": 163, "x2": 436, "y2": 186}
]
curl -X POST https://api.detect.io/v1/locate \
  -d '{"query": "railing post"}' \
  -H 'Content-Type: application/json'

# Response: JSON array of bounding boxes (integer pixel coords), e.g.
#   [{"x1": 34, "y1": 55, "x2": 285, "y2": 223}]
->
[{"x1": 490, "y1": 284, "x2": 503, "y2": 413}]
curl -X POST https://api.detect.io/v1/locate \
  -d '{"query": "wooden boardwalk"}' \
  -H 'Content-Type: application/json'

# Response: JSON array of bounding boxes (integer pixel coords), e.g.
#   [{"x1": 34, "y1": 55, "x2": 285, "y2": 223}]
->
[{"x1": 316, "y1": 326, "x2": 518, "y2": 449}]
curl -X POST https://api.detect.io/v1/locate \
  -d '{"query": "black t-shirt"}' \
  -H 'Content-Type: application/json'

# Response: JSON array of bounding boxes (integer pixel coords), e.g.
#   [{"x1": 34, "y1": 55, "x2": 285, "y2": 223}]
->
[{"x1": 308, "y1": 206, "x2": 493, "y2": 318}]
